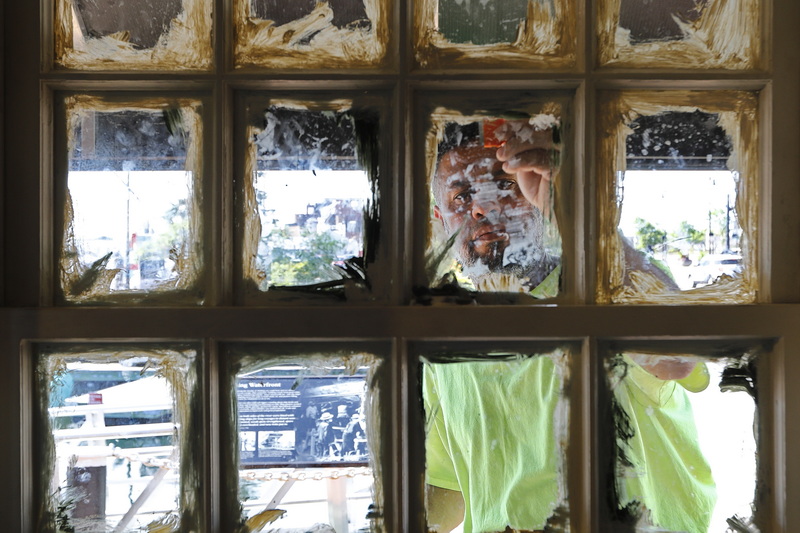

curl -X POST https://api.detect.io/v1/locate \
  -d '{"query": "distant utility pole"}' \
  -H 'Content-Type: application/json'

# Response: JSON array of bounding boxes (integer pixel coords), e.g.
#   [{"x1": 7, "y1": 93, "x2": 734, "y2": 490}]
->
[{"x1": 725, "y1": 195, "x2": 731, "y2": 252}]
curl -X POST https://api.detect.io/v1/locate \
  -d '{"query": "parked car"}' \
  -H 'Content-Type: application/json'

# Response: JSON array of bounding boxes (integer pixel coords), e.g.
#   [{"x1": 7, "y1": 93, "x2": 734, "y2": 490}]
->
[{"x1": 689, "y1": 253, "x2": 743, "y2": 287}]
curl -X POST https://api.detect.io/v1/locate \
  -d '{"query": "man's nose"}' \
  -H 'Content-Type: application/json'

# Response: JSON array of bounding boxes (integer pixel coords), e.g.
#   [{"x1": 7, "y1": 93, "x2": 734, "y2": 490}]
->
[{"x1": 470, "y1": 195, "x2": 499, "y2": 220}]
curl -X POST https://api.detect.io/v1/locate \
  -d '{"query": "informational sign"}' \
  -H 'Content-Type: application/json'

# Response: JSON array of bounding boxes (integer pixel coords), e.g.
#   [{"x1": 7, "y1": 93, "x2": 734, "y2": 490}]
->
[{"x1": 237, "y1": 374, "x2": 369, "y2": 467}]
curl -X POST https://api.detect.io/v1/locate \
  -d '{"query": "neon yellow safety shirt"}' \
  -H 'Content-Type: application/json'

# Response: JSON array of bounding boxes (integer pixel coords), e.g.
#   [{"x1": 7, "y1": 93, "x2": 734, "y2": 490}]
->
[{"x1": 424, "y1": 348, "x2": 716, "y2": 532}]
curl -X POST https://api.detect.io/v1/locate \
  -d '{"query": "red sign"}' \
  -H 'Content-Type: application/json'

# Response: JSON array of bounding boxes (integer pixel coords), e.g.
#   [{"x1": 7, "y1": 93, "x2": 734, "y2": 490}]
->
[{"x1": 482, "y1": 118, "x2": 506, "y2": 148}]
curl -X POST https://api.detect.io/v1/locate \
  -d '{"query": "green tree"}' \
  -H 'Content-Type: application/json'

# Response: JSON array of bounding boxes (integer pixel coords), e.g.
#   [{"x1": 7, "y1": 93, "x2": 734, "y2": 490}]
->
[
  {"x1": 634, "y1": 218, "x2": 667, "y2": 252},
  {"x1": 676, "y1": 220, "x2": 705, "y2": 246},
  {"x1": 264, "y1": 229, "x2": 347, "y2": 286}
]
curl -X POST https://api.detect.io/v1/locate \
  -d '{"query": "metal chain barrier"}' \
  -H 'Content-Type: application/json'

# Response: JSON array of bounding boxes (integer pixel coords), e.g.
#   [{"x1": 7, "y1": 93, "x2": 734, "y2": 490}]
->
[
  {"x1": 111, "y1": 447, "x2": 177, "y2": 471},
  {"x1": 111, "y1": 446, "x2": 371, "y2": 482},
  {"x1": 240, "y1": 467, "x2": 372, "y2": 482}
]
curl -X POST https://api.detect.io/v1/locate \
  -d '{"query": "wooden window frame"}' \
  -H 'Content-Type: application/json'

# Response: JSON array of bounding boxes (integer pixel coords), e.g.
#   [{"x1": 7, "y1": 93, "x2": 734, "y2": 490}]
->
[{"x1": 2, "y1": 0, "x2": 800, "y2": 531}]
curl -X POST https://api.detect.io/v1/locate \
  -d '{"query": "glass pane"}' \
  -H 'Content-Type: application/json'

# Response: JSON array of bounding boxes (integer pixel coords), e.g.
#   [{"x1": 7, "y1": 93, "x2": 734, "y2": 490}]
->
[
  {"x1": 242, "y1": 103, "x2": 376, "y2": 299},
  {"x1": 438, "y1": 0, "x2": 530, "y2": 45},
  {"x1": 415, "y1": 0, "x2": 577, "y2": 69},
  {"x1": 54, "y1": 0, "x2": 212, "y2": 70},
  {"x1": 597, "y1": 0, "x2": 762, "y2": 69},
  {"x1": 425, "y1": 110, "x2": 562, "y2": 298},
  {"x1": 422, "y1": 348, "x2": 570, "y2": 532},
  {"x1": 596, "y1": 91, "x2": 758, "y2": 304},
  {"x1": 605, "y1": 351, "x2": 758, "y2": 532},
  {"x1": 35, "y1": 345, "x2": 199, "y2": 532},
  {"x1": 621, "y1": 111, "x2": 741, "y2": 290},
  {"x1": 61, "y1": 96, "x2": 204, "y2": 305},
  {"x1": 618, "y1": 0, "x2": 709, "y2": 44},
  {"x1": 620, "y1": 169, "x2": 741, "y2": 290},
  {"x1": 234, "y1": 0, "x2": 388, "y2": 69},
  {"x1": 227, "y1": 350, "x2": 383, "y2": 532}
]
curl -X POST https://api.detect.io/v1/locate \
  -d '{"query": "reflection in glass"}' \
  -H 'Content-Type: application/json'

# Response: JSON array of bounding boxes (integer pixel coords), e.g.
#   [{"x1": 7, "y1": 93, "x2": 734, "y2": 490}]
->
[
  {"x1": 55, "y1": 0, "x2": 212, "y2": 70},
  {"x1": 36, "y1": 346, "x2": 198, "y2": 532},
  {"x1": 423, "y1": 351, "x2": 569, "y2": 532},
  {"x1": 231, "y1": 355, "x2": 381, "y2": 532},
  {"x1": 607, "y1": 354, "x2": 757, "y2": 532},
  {"x1": 62, "y1": 99, "x2": 203, "y2": 303},
  {"x1": 245, "y1": 105, "x2": 373, "y2": 293},
  {"x1": 619, "y1": 110, "x2": 742, "y2": 292},
  {"x1": 426, "y1": 114, "x2": 562, "y2": 296}
]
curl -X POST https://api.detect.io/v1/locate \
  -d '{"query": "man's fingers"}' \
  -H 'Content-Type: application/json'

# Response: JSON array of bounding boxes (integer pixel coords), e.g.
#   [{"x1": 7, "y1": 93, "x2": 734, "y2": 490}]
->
[
  {"x1": 502, "y1": 161, "x2": 552, "y2": 178},
  {"x1": 510, "y1": 168, "x2": 552, "y2": 214},
  {"x1": 500, "y1": 148, "x2": 552, "y2": 172},
  {"x1": 491, "y1": 120, "x2": 558, "y2": 215},
  {"x1": 496, "y1": 131, "x2": 555, "y2": 161}
]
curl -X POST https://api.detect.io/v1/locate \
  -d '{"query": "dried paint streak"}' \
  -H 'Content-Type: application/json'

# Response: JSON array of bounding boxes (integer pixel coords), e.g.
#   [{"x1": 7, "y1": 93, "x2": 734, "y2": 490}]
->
[
  {"x1": 726, "y1": 514, "x2": 761, "y2": 532},
  {"x1": 597, "y1": 0, "x2": 761, "y2": 69},
  {"x1": 596, "y1": 90, "x2": 759, "y2": 304},
  {"x1": 243, "y1": 133, "x2": 263, "y2": 294},
  {"x1": 231, "y1": 352, "x2": 384, "y2": 532},
  {"x1": 719, "y1": 352, "x2": 758, "y2": 401},
  {"x1": 55, "y1": 0, "x2": 212, "y2": 71},
  {"x1": 550, "y1": 350, "x2": 571, "y2": 528},
  {"x1": 234, "y1": 0, "x2": 388, "y2": 69},
  {"x1": 35, "y1": 346, "x2": 200, "y2": 532},
  {"x1": 604, "y1": 353, "x2": 675, "y2": 531},
  {"x1": 61, "y1": 95, "x2": 204, "y2": 305},
  {"x1": 415, "y1": 0, "x2": 576, "y2": 69}
]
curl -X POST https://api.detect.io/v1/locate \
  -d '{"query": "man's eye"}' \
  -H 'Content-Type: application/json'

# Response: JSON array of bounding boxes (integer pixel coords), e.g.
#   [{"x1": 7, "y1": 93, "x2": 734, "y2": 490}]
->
[
  {"x1": 454, "y1": 189, "x2": 473, "y2": 204},
  {"x1": 497, "y1": 179, "x2": 516, "y2": 191}
]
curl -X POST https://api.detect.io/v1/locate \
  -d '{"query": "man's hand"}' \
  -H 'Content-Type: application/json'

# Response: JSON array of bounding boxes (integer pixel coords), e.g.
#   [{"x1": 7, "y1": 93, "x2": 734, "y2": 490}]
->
[
  {"x1": 426, "y1": 484, "x2": 465, "y2": 532},
  {"x1": 628, "y1": 353, "x2": 698, "y2": 381},
  {"x1": 493, "y1": 119, "x2": 560, "y2": 217}
]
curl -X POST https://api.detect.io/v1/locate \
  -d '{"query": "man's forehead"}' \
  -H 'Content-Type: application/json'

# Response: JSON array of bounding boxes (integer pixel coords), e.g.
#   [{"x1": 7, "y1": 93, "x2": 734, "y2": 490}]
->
[
  {"x1": 437, "y1": 145, "x2": 500, "y2": 180},
  {"x1": 442, "y1": 144, "x2": 496, "y2": 163}
]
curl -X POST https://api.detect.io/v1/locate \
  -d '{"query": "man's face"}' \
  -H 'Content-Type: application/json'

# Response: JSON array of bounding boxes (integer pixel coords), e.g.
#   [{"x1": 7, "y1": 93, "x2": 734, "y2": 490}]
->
[{"x1": 433, "y1": 144, "x2": 543, "y2": 276}]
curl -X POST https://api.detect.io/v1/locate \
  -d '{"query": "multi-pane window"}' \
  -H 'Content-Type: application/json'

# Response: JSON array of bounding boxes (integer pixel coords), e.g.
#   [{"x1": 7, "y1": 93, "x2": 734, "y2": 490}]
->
[{"x1": 3, "y1": 0, "x2": 799, "y2": 532}]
